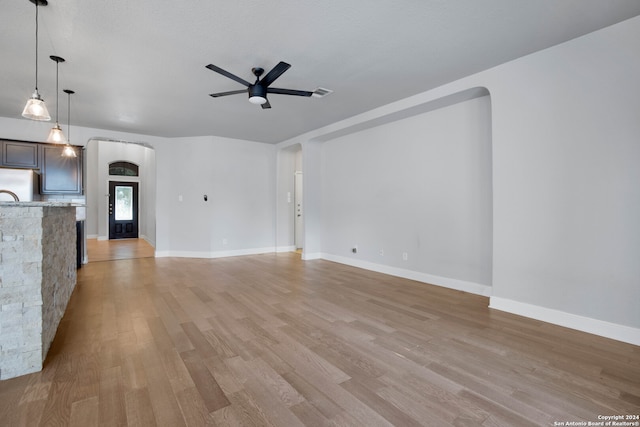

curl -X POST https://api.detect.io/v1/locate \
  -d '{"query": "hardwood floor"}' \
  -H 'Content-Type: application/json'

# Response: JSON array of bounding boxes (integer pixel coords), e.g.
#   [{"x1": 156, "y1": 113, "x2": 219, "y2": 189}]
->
[
  {"x1": 0, "y1": 253, "x2": 638, "y2": 426},
  {"x1": 86, "y1": 238, "x2": 155, "y2": 262}
]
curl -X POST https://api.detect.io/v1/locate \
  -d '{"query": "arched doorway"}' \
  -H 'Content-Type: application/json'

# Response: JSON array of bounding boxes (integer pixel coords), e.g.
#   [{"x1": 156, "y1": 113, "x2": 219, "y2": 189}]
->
[{"x1": 84, "y1": 139, "x2": 156, "y2": 261}]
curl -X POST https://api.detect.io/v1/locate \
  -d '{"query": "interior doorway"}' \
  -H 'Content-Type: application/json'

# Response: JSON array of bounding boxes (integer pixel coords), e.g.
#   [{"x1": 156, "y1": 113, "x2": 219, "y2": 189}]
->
[
  {"x1": 276, "y1": 143, "x2": 303, "y2": 253},
  {"x1": 294, "y1": 171, "x2": 303, "y2": 249},
  {"x1": 108, "y1": 181, "x2": 139, "y2": 239}
]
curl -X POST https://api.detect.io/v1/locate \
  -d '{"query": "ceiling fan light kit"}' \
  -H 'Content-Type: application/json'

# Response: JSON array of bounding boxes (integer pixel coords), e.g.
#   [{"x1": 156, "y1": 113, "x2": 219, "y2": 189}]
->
[
  {"x1": 207, "y1": 61, "x2": 320, "y2": 110},
  {"x1": 248, "y1": 82, "x2": 267, "y2": 105},
  {"x1": 22, "y1": 0, "x2": 51, "y2": 121}
]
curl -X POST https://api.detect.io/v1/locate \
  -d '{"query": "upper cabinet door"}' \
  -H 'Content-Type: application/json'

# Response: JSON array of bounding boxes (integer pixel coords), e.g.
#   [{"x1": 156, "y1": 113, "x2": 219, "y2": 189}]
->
[
  {"x1": 40, "y1": 145, "x2": 83, "y2": 194},
  {"x1": 1, "y1": 140, "x2": 39, "y2": 168}
]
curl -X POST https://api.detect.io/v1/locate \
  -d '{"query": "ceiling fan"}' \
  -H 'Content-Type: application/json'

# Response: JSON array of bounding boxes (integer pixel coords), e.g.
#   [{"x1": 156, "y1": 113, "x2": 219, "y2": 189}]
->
[{"x1": 206, "y1": 61, "x2": 313, "y2": 109}]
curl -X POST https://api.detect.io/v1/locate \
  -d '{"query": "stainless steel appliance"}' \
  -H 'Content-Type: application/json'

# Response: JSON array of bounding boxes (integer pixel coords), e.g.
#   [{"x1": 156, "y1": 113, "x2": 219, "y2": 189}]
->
[{"x1": 0, "y1": 168, "x2": 40, "y2": 202}]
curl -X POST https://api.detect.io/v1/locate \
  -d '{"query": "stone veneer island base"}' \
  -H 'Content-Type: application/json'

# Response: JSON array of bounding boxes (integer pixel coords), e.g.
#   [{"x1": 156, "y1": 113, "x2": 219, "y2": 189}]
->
[{"x1": 0, "y1": 203, "x2": 77, "y2": 380}]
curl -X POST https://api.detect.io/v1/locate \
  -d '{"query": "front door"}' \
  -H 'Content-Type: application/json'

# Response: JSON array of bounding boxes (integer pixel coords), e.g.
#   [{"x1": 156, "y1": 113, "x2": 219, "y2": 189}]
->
[{"x1": 109, "y1": 181, "x2": 139, "y2": 239}]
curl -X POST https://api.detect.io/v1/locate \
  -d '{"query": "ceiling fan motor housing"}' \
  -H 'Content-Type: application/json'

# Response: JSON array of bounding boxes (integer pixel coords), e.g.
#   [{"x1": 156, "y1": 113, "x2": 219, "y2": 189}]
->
[{"x1": 248, "y1": 85, "x2": 267, "y2": 104}]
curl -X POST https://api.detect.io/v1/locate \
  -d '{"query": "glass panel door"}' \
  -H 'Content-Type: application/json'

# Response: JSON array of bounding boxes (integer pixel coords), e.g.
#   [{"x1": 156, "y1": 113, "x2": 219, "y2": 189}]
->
[
  {"x1": 115, "y1": 186, "x2": 133, "y2": 220},
  {"x1": 109, "y1": 181, "x2": 139, "y2": 239}
]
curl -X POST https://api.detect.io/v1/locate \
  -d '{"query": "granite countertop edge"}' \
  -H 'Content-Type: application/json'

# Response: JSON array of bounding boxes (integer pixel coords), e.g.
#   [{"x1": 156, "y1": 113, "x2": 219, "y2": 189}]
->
[{"x1": 0, "y1": 201, "x2": 86, "y2": 207}]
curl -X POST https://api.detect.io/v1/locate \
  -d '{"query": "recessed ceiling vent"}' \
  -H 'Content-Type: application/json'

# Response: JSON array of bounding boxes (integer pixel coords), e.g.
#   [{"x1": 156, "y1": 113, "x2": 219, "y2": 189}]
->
[{"x1": 312, "y1": 87, "x2": 333, "y2": 98}]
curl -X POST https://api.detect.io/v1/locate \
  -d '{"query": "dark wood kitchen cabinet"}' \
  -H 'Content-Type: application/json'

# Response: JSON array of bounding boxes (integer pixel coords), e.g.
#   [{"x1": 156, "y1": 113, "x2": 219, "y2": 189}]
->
[
  {"x1": 1, "y1": 140, "x2": 39, "y2": 168},
  {"x1": 0, "y1": 139, "x2": 83, "y2": 195},
  {"x1": 40, "y1": 145, "x2": 83, "y2": 194}
]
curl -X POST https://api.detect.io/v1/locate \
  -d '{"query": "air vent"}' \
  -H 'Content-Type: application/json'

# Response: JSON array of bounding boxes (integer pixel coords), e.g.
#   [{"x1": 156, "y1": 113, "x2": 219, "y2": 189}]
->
[{"x1": 312, "y1": 87, "x2": 333, "y2": 98}]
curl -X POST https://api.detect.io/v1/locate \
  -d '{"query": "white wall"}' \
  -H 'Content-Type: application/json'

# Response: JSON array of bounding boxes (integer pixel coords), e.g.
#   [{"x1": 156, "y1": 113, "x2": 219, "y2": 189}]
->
[
  {"x1": 278, "y1": 16, "x2": 640, "y2": 344},
  {"x1": 143, "y1": 145, "x2": 156, "y2": 246},
  {"x1": 484, "y1": 16, "x2": 640, "y2": 337},
  {"x1": 321, "y1": 96, "x2": 493, "y2": 292},
  {"x1": 154, "y1": 136, "x2": 277, "y2": 257}
]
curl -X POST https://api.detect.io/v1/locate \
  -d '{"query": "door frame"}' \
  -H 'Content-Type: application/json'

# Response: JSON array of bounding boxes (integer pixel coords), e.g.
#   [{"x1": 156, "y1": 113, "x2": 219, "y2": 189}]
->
[
  {"x1": 294, "y1": 171, "x2": 303, "y2": 249},
  {"x1": 104, "y1": 176, "x2": 142, "y2": 240},
  {"x1": 108, "y1": 180, "x2": 139, "y2": 239}
]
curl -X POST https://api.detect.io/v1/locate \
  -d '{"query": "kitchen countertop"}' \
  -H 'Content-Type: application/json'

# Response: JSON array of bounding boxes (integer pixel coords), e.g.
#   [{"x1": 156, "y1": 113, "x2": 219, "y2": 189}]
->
[{"x1": 0, "y1": 201, "x2": 86, "y2": 207}]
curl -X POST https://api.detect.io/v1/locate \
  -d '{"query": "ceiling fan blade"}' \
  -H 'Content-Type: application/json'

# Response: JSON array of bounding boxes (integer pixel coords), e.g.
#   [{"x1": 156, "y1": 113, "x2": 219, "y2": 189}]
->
[
  {"x1": 260, "y1": 62, "x2": 291, "y2": 87},
  {"x1": 209, "y1": 89, "x2": 247, "y2": 98},
  {"x1": 206, "y1": 64, "x2": 251, "y2": 87},
  {"x1": 267, "y1": 88, "x2": 313, "y2": 97},
  {"x1": 261, "y1": 99, "x2": 272, "y2": 109}
]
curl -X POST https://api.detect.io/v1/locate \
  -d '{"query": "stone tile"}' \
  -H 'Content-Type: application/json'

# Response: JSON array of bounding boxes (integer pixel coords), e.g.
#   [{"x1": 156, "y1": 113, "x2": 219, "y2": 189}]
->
[{"x1": 0, "y1": 206, "x2": 76, "y2": 380}]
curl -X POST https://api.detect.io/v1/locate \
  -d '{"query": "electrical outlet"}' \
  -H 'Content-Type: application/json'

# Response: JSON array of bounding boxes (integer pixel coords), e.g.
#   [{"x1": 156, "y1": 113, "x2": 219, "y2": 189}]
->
[
  {"x1": 379, "y1": 249, "x2": 384, "y2": 256},
  {"x1": 222, "y1": 238, "x2": 228, "y2": 245},
  {"x1": 352, "y1": 245, "x2": 358, "y2": 253},
  {"x1": 402, "y1": 252, "x2": 408, "y2": 261}
]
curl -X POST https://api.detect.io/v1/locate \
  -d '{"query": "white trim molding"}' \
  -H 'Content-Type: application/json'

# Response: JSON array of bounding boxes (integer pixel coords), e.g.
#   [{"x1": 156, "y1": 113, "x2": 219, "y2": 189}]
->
[
  {"x1": 490, "y1": 297, "x2": 640, "y2": 346},
  {"x1": 301, "y1": 252, "x2": 322, "y2": 261},
  {"x1": 155, "y1": 247, "x2": 276, "y2": 259},
  {"x1": 321, "y1": 253, "x2": 492, "y2": 297}
]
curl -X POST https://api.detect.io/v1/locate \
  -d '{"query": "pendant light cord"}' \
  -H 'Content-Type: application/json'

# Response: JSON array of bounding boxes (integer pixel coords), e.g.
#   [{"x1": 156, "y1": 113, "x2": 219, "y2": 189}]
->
[
  {"x1": 67, "y1": 92, "x2": 71, "y2": 142},
  {"x1": 35, "y1": 1, "x2": 39, "y2": 91},
  {"x1": 55, "y1": 59, "x2": 59, "y2": 123}
]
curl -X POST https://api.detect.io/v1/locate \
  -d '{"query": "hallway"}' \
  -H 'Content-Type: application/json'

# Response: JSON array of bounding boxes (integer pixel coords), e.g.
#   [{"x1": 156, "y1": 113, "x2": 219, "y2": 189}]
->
[{"x1": 86, "y1": 238, "x2": 155, "y2": 262}]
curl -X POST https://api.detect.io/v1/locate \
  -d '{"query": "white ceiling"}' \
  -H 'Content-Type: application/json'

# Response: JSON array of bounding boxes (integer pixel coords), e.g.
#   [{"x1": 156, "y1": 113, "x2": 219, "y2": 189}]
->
[{"x1": 2, "y1": 1, "x2": 640, "y2": 144}]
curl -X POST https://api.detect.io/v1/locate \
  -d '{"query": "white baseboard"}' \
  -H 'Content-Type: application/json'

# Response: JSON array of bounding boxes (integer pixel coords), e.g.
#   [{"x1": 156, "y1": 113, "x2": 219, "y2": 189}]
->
[
  {"x1": 277, "y1": 245, "x2": 296, "y2": 253},
  {"x1": 490, "y1": 297, "x2": 640, "y2": 346},
  {"x1": 140, "y1": 234, "x2": 156, "y2": 248},
  {"x1": 320, "y1": 253, "x2": 492, "y2": 297},
  {"x1": 302, "y1": 252, "x2": 322, "y2": 260},
  {"x1": 86, "y1": 234, "x2": 99, "y2": 240},
  {"x1": 155, "y1": 247, "x2": 276, "y2": 259}
]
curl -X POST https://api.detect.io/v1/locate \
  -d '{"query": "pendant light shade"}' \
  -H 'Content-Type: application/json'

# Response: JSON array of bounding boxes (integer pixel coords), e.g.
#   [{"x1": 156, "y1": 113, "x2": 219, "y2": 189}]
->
[
  {"x1": 47, "y1": 55, "x2": 67, "y2": 144},
  {"x1": 62, "y1": 144, "x2": 77, "y2": 157},
  {"x1": 62, "y1": 89, "x2": 77, "y2": 158},
  {"x1": 22, "y1": 0, "x2": 51, "y2": 121},
  {"x1": 22, "y1": 92, "x2": 50, "y2": 121},
  {"x1": 47, "y1": 124, "x2": 66, "y2": 143}
]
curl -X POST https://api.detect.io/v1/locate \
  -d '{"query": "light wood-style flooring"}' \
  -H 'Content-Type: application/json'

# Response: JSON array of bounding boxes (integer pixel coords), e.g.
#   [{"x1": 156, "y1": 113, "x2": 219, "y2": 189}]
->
[
  {"x1": 0, "y1": 253, "x2": 638, "y2": 426},
  {"x1": 86, "y1": 238, "x2": 155, "y2": 262}
]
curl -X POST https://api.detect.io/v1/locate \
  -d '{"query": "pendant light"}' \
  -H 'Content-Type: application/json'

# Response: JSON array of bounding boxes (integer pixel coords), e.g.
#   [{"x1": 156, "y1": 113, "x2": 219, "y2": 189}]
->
[
  {"x1": 62, "y1": 89, "x2": 77, "y2": 158},
  {"x1": 47, "y1": 55, "x2": 67, "y2": 144},
  {"x1": 22, "y1": 0, "x2": 51, "y2": 121}
]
